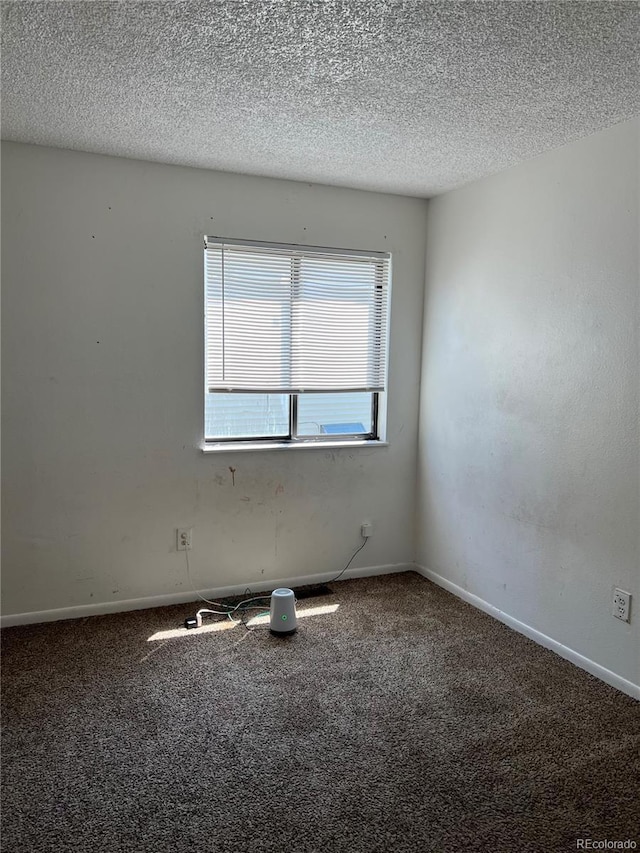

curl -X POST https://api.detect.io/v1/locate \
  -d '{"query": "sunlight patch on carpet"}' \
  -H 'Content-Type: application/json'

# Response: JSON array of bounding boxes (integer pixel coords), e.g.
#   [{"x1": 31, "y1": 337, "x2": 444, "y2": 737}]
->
[{"x1": 146, "y1": 603, "x2": 340, "y2": 641}]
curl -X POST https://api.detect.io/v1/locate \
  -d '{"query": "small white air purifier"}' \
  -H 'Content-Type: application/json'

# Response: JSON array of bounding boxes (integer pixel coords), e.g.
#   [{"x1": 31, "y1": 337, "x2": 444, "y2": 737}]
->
[{"x1": 269, "y1": 588, "x2": 297, "y2": 635}]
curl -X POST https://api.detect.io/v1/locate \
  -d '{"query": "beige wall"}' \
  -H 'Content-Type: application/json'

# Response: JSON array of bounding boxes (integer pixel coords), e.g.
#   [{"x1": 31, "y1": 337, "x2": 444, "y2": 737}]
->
[
  {"x1": 417, "y1": 119, "x2": 639, "y2": 688},
  {"x1": 1, "y1": 142, "x2": 427, "y2": 616}
]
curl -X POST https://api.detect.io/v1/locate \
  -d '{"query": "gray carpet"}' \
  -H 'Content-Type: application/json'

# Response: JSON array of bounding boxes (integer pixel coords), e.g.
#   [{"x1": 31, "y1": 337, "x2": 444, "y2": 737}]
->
[{"x1": 2, "y1": 572, "x2": 639, "y2": 853}]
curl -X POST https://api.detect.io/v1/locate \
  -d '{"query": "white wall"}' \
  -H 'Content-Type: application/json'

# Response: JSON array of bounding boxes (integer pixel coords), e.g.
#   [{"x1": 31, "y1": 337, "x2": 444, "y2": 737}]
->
[
  {"x1": 417, "y1": 119, "x2": 639, "y2": 688},
  {"x1": 1, "y1": 142, "x2": 428, "y2": 616}
]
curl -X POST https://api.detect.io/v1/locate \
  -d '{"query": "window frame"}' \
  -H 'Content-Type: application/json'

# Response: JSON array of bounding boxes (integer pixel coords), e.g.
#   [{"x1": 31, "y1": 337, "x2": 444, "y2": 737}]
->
[
  {"x1": 203, "y1": 238, "x2": 390, "y2": 450},
  {"x1": 204, "y1": 391, "x2": 379, "y2": 445}
]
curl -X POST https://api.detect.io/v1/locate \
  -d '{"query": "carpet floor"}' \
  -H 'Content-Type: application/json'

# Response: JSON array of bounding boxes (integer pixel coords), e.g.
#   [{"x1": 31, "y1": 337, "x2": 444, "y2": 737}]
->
[{"x1": 2, "y1": 572, "x2": 639, "y2": 853}]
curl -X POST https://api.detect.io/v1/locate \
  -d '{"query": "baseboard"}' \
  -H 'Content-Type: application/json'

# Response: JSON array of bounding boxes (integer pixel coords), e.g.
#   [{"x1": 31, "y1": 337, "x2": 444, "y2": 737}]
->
[
  {"x1": 415, "y1": 564, "x2": 640, "y2": 702},
  {"x1": 8, "y1": 561, "x2": 635, "y2": 701},
  {"x1": 0, "y1": 562, "x2": 413, "y2": 628}
]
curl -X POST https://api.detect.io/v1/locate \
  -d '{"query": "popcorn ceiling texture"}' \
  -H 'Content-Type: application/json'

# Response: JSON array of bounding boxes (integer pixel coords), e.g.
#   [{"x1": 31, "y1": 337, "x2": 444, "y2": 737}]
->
[{"x1": 1, "y1": 0, "x2": 639, "y2": 196}]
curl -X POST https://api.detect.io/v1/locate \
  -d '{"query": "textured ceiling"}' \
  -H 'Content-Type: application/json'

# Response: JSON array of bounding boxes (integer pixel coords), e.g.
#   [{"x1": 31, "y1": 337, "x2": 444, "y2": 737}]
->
[{"x1": 1, "y1": 1, "x2": 639, "y2": 196}]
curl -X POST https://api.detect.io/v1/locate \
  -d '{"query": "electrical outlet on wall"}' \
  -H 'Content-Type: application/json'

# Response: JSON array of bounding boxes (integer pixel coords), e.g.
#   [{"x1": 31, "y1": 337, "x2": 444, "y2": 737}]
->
[
  {"x1": 612, "y1": 588, "x2": 631, "y2": 623},
  {"x1": 177, "y1": 527, "x2": 193, "y2": 551}
]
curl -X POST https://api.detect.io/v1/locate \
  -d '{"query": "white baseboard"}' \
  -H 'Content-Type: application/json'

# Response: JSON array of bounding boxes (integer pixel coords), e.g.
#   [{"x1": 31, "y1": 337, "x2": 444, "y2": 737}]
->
[
  {"x1": 414, "y1": 564, "x2": 640, "y2": 701},
  {"x1": 7, "y1": 561, "x2": 636, "y2": 702},
  {"x1": 0, "y1": 562, "x2": 413, "y2": 629}
]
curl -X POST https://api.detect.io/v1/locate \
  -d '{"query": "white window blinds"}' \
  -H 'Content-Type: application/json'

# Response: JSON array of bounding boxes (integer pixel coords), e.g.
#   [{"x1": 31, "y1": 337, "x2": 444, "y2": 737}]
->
[{"x1": 205, "y1": 238, "x2": 391, "y2": 394}]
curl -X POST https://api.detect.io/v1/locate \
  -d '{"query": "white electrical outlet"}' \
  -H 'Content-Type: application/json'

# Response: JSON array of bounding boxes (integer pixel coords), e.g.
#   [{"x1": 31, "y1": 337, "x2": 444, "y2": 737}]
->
[
  {"x1": 361, "y1": 522, "x2": 372, "y2": 538},
  {"x1": 612, "y1": 588, "x2": 631, "y2": 623},
  {"x1": 177, "y1": 527, "x2": 193, "y2": 551}
]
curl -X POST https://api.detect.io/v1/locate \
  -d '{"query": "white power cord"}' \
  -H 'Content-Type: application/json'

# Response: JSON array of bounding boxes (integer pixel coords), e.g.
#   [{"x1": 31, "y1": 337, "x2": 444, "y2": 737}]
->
[
  {"x1": 183, "y1": 547, "x2": 270, "y2": 628},
  {"x1": 183, "y1": 533, "x2": 367, "y2": 630}
]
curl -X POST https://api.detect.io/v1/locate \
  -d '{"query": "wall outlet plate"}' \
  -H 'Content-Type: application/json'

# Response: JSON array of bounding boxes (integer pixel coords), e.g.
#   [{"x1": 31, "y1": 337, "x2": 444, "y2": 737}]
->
[
  {"x1": 612, "y1": 588, "x2": 631, "y2": 622},
  {"x1": 177, "y1": 527, "x2": 193, "y2": 551}
]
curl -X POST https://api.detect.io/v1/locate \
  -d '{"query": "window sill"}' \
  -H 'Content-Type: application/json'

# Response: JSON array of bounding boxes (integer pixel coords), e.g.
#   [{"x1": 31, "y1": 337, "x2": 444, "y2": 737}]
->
[{"x1": 201, "y1": 439, "x2": 389, "y2": 454}]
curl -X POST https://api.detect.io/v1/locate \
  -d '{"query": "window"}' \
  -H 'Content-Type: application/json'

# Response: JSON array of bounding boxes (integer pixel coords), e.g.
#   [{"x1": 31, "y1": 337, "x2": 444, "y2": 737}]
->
[{"x1": 204, "y1": 238, "x2": 391, "y2": 446}]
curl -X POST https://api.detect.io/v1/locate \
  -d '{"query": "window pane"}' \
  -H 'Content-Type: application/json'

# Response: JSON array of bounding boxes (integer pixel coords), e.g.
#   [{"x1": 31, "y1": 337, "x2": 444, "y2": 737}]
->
[
  {"x1": 297, "y1": 392, "x2": 373, "y2": 436},
  {"x1": 205, "y1": 393, "x2": 289, "y2": 439}
]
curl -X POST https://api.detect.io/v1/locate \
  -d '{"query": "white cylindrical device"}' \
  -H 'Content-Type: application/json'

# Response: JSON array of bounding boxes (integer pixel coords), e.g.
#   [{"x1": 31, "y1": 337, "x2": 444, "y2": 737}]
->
[{"x1": 269, "y1": 588, "x2": 297, "y2": 635}]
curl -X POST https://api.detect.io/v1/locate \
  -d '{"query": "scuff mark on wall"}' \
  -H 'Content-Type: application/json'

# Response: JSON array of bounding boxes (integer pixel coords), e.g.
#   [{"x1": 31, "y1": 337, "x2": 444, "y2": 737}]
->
[
  {"x1": 274, "y1": 509, "x2": 283, "y2": 559},
  {"x1": 274, "y1": 483, "x2": 284, "y2": 495},
  {"x1": 229, "y1": 466, "x2": 236, "y2": 486}
]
